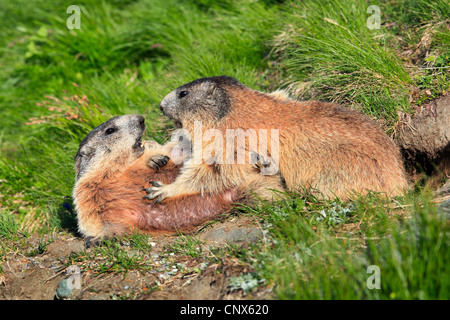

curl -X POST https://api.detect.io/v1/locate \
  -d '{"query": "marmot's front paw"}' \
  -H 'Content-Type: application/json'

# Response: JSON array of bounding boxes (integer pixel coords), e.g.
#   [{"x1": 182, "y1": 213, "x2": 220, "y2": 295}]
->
[
  {"x1": 148, "y1": 154, "x2": 170, "y2": 170},
  {"x1": 251, "y1": 152, "x2": 271, "y2": 171},
  {"x1": 143, "y1": 181, "x2": 167, "y2": 203}
]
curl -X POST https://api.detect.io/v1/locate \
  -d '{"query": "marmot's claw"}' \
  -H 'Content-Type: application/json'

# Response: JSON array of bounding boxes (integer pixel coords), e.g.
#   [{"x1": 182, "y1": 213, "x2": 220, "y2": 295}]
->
[
  {"x1": 143, "y1": 186, "x2": 160, "y2": 195},
  {"x1": 143, "y1": 181, "x2": 166, "y2": 202},
  {"x1": 153, "y1": 195, "x2": 163, "y2": 204},
  {"x1": 143, "y1": 194, "x2": 163, "y2": 203},
  {"x1": 84, "y1": 236, "x2": 102, "y2": 249},
  {"x1": 149, "y1": 154, "x2": 170, "y2": 170},
  {"x1": 143, "y1": 192, "x2": 164, "y2": 202},
  {"x1": 251, "y1": 152, "x2": 271, "y2": 170},
  {"x1": 149, "y1": 180, "x2": 163, "y2": 187}
]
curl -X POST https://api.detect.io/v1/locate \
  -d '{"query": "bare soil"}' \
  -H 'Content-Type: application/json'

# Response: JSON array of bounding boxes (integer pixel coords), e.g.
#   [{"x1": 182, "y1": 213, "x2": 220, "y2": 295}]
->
[{"x1": 0, "y1": 216, "x2": 272, "y2": 300}]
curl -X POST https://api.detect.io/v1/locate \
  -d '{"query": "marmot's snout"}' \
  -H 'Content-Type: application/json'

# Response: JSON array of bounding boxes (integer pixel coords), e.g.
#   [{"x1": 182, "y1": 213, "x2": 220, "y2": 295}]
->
[
  {"x1": 158, "y1": 90, "x2": 181, "y2": 126},
  {"x1": 124, "y1": 114, "x2": 145, "y2": 136},
  {"x1": 159, "y1": 99, "x2": 182, "y2": 128},
  {"x1": 158, "y1": 93, "x2": 169, "y2": 114},
  {"x1": 127, "y1": 114, "x2": 145, "y2": 131},
  {"x1": 137, "y1": 115, "x2": 145, "y2": 129}
]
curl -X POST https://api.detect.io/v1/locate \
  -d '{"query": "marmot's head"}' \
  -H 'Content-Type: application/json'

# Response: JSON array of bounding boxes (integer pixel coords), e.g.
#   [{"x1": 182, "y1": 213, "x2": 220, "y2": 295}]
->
[
  {"x1": 74, "y1": 115, "x2": 146, "y2": 181},
  {"x1": 159, "y1": 76, "x2": 244, "y2": 128}
]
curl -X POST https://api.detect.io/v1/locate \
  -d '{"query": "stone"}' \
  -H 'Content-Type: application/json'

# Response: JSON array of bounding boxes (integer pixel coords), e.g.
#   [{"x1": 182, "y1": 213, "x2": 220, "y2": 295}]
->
[
  {"x1": 55, "y1": 278, "x2": 75, "y2": 300},
  {"x1": 203, "y1": 226, "x2": 263, "y2": 244}
]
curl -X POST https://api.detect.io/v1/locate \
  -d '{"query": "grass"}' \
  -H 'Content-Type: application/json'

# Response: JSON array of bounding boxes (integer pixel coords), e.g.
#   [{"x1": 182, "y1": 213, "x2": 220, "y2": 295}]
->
[
  {"x1": 243, "y1": 188, "x2": 449, "y2": 299},
  {"x1": 0, "y1": 0, "x2": 449, "y2": 299},
  {"x1": 67, "y1": 235, "x2": 155, "y2": 276},
  {"x1": 169, "y1": 232, "x2": 205, "y2": 259}
]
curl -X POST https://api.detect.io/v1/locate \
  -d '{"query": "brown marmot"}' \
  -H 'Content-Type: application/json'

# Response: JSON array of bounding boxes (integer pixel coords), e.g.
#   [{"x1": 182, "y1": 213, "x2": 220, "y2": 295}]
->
[
  {"x1": 73, "y1": 114, "x2": 273, "y2": 246},
  {"x1": 144, "y1": 75, "x2": 407, "y2": 201}
]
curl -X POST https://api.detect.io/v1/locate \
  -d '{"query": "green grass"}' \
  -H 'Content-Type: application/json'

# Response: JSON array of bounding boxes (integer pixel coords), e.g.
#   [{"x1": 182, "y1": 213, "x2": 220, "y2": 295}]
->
[
  {"x1": 169, "y1": 232, "x2": 205, "y2": 259},
  {"x1": 241, "y1": 189, "x2": 449, "y2": 299},
  {"x1": 0, "y1": 211, "x2": 23, "y2": 240},
  {"x1": 272, "y1": 0, "x2": 412, "y2": 124},
  {"x1": 67, "y1": 235, "x2": 155, "y2": 276},
  {"x1": 0, "y1": 0, "x2": 448, "y2": 299},
  {"x1": 0, "y1": 210, "x2": 32, "y2": 273}
]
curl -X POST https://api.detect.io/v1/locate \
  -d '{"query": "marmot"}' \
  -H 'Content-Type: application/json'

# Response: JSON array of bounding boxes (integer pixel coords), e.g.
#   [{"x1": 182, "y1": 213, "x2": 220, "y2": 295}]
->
[
  {"x1": 73, "y1": 114, "x2": 272, "y2": 246},
  {"x1": 144, "y1": 75, "x2": 407, "y2": 201}
]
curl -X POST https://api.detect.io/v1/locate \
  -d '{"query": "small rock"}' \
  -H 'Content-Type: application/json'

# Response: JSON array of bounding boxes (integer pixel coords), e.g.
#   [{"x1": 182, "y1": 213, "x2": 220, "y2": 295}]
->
[
  {"x1": 203, "y1": 226, "x2": 263, "y2": 244},
  {"x1": 55, "y1": 278, "x2": 75, "y2": 300}
]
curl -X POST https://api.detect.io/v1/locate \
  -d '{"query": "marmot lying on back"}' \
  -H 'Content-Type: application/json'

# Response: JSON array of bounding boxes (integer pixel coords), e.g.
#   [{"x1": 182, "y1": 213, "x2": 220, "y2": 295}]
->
[
  {"x1": 73, "y1": 115, "x2": 277, "y2": 246},
  {"x1": 144, "y1": 75, "x2": 407, "y2": 201}
]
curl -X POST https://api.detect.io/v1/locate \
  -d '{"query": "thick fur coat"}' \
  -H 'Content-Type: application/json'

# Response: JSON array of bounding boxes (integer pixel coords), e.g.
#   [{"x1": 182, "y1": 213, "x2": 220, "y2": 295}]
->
[
  {"x1": 73, "y1": 115, "x2": 241, "y2": 242},
  {"x1": 148, "y1": 76, "x2": 407, "y2": 200}
]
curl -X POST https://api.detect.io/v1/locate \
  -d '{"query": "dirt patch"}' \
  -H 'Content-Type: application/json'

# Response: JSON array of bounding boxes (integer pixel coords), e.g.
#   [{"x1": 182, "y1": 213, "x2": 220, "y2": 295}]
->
[
  {"x1": 396, "y1": 94, "x2": 450, "y2": 184},
  {"x1": 0, "y1": 216, "x2": 270, "y2": 300}
]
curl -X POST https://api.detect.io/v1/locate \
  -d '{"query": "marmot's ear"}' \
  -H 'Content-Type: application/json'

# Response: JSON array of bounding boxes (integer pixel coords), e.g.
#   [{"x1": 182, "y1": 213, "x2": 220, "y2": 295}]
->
[{"x1": 204, "y1": 82, "x2": 218, "y2": 97}]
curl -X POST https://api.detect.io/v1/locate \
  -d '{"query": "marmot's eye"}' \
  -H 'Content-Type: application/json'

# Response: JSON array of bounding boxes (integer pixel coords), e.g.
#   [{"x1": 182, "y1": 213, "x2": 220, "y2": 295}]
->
[
  {"x1": 179, "y1": 91, "x2": 188, "y2": 98},
  {"x1": 105, "y1": 128, "x2": 116, "y2": 135}
]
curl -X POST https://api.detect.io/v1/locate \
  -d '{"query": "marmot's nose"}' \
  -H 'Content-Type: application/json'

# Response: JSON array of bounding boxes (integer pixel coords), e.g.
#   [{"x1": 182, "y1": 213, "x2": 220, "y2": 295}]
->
[
  {"x1": 134, "y1": 115, "x2": 145, "y2": 129},
  {"x1": 159, "y1": 104, "x2": 164, "y2": 112}
]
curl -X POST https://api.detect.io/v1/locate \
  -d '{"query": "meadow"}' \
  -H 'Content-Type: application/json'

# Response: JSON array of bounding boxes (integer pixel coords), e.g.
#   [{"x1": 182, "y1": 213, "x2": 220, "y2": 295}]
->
[{"x1": 0, "y1": 0, "x2": 449, "y2": 299}]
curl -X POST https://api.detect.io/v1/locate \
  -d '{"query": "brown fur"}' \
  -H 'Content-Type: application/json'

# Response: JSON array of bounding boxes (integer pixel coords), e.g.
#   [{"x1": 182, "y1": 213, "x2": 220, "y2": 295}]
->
[
  {"x1": 226, "y1": 89, "x2": 408, "y2": 197},
  {"x1": 152, "y1": 76, "x2": 407, "y2": 201},
  {"x1": 72, "y1": 115, "x2": 248, "y2": 242},
  {"x1": 74, "y1": 147, "x2": 239, "y2": 240}
]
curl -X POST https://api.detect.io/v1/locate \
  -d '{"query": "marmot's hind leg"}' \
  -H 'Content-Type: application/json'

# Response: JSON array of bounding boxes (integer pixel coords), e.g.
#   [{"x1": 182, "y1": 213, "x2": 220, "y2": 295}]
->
[{"x1": 84, "y1": 236, "x2": 103, "y2": 248}]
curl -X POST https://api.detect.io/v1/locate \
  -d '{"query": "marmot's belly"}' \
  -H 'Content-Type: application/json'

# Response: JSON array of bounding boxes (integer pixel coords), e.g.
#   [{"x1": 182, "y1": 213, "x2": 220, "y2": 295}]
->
[{"x1": 100, "y1": 162, "x2": 238, "y2": 235}]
